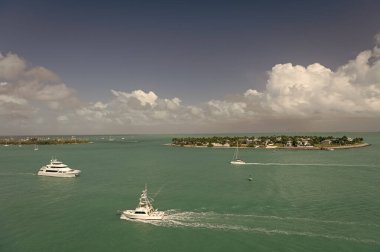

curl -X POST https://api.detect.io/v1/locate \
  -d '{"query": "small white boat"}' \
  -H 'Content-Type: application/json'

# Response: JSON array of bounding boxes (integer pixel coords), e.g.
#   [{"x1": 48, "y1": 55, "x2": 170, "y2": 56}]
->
[
  {"x1": 230, "y1": 159, "x2": 246, "y2": 165},
  {"x1": 120, "y1": 185, "x2": 164, "y2": 220},
  {"x1": 37, "y1": 159, "x2": 81, "y2": 178},
  {"x1": 34, "y1": 144, "x2": 39, "y2": 151},
  {"x1": 230, "y1": 140, "x2": 246, "y2": 165}
]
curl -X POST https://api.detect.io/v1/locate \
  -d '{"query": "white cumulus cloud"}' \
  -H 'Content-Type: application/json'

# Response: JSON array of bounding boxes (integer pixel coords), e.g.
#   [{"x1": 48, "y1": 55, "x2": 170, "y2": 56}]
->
[
  {"x1": 111, "y1": 89, "x2": 158, "y2": 107},
  {"x1": 2, "y1": 37, "x2": 380, "y2": 134},
  {"x1": 0, "y1": 52, "x2": 82, "y2": 134},
  {"x1": 264, "y1": 46, "x2": 380, "y2": 118}
]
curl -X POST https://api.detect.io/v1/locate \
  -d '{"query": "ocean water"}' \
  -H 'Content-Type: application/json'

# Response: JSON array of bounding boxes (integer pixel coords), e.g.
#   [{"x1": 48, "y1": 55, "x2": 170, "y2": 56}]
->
[{"x1": 1, "y1": 133, "x2": 379, "y2": 252}]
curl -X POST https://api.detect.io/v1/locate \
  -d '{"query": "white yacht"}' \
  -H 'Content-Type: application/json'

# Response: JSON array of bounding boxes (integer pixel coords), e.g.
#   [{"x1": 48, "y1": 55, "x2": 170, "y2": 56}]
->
[
  {"x1": 37, "y1": 159, "x2": 81, "y2": 178},
  {"x1": 120, "y1": 185, "x2": 164, "y2": 220},
  {"x1": 230, "y1": 141, "x2": 246, "y2": 165}
]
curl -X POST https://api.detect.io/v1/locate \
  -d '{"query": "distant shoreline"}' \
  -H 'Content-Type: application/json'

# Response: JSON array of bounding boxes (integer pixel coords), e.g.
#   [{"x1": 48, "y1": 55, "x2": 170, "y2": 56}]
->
[
  {"x1": 166, "y1": 143, "x2": 370, "y2": 150},
  {"x1": 0, "y1": 136, "x2": 89, "y2": 145},
  {"x1": 170, "y1": 135, "x2": 368, "y2": 150}
]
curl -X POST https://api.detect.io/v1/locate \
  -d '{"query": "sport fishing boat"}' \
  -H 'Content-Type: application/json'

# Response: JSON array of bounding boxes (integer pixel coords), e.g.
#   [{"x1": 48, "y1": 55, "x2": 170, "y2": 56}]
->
[
  {"x1": 120, "y1": 185, "x2": 164, "y2": 220},
  {"x1": 37, "y1": 159, "x2": 81, "y2": 177}
]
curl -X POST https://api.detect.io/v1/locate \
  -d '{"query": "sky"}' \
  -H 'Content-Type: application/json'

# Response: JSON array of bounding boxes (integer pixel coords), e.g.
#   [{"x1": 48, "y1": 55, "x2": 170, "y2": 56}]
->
[{"x1": 0, "y1": 0, "x2": 380, "y2": 135}]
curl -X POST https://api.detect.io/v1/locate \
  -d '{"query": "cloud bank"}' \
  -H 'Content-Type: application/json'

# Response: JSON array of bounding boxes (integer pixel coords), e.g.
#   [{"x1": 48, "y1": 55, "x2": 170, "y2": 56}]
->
[{"x1": 1, "y1": 38, "x2": 380, "y2": 134}]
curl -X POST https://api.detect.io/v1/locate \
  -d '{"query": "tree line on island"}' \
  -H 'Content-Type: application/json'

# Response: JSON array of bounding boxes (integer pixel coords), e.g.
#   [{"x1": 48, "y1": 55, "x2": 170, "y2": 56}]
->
[
  {"x1": 0, "y1": 136, "x2": 89, "y2": 146},
  {"x1": 172, "y1": 135, "x2": 364, "y2": 148}
]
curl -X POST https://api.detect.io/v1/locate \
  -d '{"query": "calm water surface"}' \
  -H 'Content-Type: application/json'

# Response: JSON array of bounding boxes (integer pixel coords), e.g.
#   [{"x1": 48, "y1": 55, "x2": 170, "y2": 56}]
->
[{"x1": 1, "y1": 133, "x2": 379, "y2": 251}]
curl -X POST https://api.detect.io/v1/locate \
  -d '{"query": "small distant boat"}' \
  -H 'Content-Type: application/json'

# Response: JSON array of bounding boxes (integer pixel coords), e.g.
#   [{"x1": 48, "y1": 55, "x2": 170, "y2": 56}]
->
[
  {"x1": 120, "y1": 185, "x2": 165, "y2": 220},
  {"x1": 37, "y1": 159, "x2": 81, "y2": 178},
  {"x1": 34, "y1": 144, "x2": 38, "y2": 151},
  {"x1": 230, "y1": 141, "x2": 246, "y2": 165},
  {"x1": 248, "y1": 175, "x2": 253, "y2": 181},
  {"x1": 231, "y1": 159, "x2": 246, "y2": 165},
  {"x1": 265, "y1": 144, "x2": 278, "y2": 149}
]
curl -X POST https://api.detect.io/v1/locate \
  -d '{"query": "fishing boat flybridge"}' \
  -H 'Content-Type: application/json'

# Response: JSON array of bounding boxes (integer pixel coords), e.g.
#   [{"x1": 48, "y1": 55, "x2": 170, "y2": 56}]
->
[
  {"x1": 120, "y1": 185, "x2": 165, "y2": 220},
  {"x1": 37, "y1": 159, "x2": 81, "y2": 177}
]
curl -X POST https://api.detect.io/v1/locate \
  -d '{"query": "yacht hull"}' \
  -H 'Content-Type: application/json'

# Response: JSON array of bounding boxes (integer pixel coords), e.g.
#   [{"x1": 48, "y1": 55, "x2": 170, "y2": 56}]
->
[
  {"x1": 37, "y1": 171, "x2": 80, "y2": 177},
  {"x1": 37, "y1": 159, "x2": 81, "y2": 178}
]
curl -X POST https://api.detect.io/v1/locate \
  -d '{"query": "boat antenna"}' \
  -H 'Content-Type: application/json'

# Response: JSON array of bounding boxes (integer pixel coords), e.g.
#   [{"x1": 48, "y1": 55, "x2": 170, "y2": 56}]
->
[{"x1": 153, "y1": 183, "x2": 166, "y2": 198}]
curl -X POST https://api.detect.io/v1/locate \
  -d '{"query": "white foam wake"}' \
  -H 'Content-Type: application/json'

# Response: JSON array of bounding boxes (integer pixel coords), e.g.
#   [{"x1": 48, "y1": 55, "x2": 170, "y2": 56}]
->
[
  {"x1": 243, "y1": 162, "x2": 378, "y2": 167},
  {"x1": 133, "y1": 210, "x2": 380, "y2": 245}
]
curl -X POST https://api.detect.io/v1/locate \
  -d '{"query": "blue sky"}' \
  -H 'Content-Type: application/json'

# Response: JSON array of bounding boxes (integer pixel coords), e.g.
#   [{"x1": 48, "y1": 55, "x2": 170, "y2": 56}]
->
[{"x1": 0, "y1": 0, "x2": 380, "y2": 134}]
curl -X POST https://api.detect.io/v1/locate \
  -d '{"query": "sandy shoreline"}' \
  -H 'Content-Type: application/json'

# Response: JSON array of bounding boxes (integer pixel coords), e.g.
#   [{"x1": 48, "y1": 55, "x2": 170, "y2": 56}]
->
[{"x1": 320, "y1": 143, "x2": 370, "y2": 149}]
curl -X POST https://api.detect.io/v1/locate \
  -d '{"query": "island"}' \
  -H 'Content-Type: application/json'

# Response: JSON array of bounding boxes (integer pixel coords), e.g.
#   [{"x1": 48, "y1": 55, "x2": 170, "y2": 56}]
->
[
  {"x1": 171, "y1": 135, "x2": 369, "y2": 150},
  {"x1": 0, "y1": 136, "x2": 90, "y2": 146}
]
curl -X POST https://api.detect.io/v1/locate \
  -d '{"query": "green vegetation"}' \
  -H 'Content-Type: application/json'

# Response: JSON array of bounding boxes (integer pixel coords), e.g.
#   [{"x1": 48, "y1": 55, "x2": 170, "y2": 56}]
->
[
  {"x1": 172, "y1": 135, "x2": 364, "y2": 148},
  {"x1": 0, "y1": 136, "x2": 89, "y2": 145}
]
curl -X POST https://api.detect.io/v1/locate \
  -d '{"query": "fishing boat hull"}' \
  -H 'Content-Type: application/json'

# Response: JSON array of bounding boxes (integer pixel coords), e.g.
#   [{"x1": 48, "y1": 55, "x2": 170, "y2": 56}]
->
[{"x1": 120, "y1": 210, "x2": 164, "y2": 220}]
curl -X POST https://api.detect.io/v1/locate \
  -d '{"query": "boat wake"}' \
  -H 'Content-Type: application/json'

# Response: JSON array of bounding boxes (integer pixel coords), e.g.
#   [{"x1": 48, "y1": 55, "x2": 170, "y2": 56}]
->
[
  {"x1": 243, "y1": 162, "x2": 379, "y2": 167},
  {"x1": 142, "y1": 210, "x2": 380, "y2": 245}
]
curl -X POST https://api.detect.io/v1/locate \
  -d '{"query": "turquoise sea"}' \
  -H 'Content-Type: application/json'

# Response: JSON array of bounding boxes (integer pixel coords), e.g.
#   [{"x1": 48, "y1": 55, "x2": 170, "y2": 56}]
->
[{"x1": 1, "y1": 133, "x2": 379, "y2": 252}]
